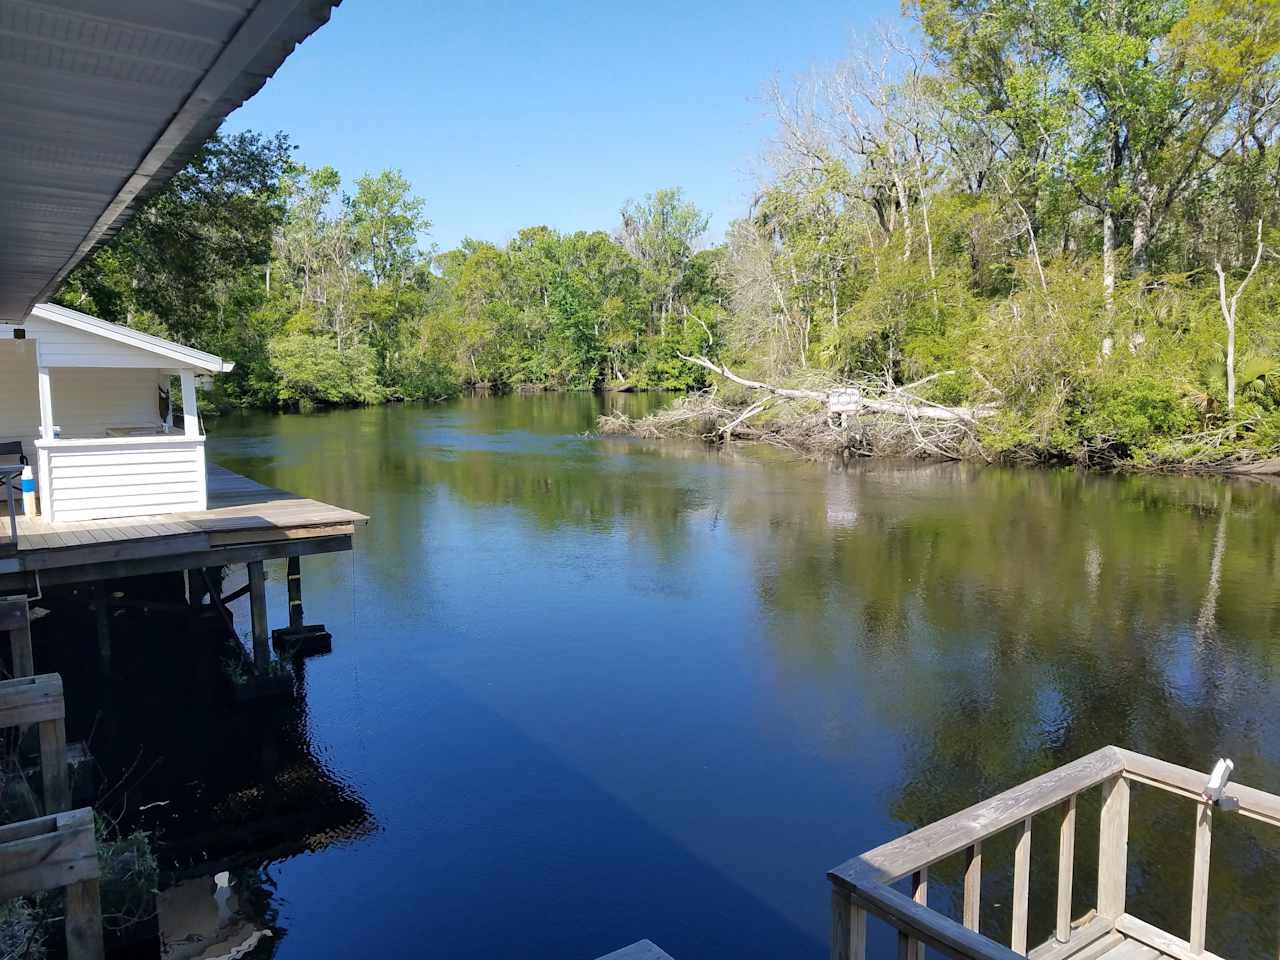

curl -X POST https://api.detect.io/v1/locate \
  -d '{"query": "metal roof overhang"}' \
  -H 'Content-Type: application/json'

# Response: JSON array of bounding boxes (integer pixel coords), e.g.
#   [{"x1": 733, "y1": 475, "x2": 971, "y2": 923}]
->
[{"x1": 0, "y1": 0, "x2": 341, "y2": 321}]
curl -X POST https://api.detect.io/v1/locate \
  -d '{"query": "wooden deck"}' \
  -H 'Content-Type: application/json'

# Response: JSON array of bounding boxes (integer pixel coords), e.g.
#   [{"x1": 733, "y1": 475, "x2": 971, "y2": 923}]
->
[
  {"x1": 1053, "y1": 933, "x2": 1172, "y2": 960},
  {"x1": 0, "y1": 464, "x2": 365, "y2": 589}
]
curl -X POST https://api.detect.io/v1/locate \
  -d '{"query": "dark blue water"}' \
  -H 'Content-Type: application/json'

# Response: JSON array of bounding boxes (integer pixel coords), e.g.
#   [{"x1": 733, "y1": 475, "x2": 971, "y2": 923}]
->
[{"x1": 182, "y1": 394, "x2": 1280, "y2": 958}]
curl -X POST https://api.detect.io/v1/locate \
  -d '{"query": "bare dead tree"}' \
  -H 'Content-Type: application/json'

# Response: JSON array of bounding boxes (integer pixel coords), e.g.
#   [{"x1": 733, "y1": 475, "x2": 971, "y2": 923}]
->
[{"x1": 1215, "y1": 219, "x2": 1265, "y2": 415}]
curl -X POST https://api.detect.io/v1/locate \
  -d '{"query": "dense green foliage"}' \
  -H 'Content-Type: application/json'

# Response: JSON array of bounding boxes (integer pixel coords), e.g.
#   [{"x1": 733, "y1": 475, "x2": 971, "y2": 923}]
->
[
  {"x1": 56, "y1": 149, "x2": 724, "y2": 407},
  {"x1": 54, "y1": 0, "x2": 1280, "y2": 465}
]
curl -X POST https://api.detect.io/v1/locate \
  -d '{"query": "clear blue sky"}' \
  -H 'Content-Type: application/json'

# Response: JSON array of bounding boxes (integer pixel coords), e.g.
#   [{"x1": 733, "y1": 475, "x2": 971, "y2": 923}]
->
[{"x1": 225, "y1": 0, "x2": 904, "y2": 252}]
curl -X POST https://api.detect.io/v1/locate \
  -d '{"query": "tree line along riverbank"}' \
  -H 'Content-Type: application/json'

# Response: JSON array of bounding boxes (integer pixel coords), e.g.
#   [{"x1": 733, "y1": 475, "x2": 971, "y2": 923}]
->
[{"x1": 49, "y1": 0, "x2": 1280, "y2": 472}]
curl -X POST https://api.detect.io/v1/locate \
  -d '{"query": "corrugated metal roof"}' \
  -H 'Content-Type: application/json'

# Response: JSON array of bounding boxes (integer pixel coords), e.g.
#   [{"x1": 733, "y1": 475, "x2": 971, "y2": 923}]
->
[{"x1": 0, "y1": 0, "x2": 341, "y2": 320}]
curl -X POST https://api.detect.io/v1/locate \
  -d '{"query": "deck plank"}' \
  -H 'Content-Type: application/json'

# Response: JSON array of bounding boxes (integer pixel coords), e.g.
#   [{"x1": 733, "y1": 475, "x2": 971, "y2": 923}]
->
[
  {"x1": 1096, "y1": 940, "x2": 1161, "y2": 960},
  {"x1": 1059, "y1": 934, "x2": 1129, "y2": 960}
]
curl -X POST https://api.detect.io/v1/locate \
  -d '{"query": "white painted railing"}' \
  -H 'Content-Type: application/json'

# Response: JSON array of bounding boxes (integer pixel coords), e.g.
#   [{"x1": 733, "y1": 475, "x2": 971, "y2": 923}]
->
[{"x1": 35, "y1": 435, "x2": 207, "y2": 522}]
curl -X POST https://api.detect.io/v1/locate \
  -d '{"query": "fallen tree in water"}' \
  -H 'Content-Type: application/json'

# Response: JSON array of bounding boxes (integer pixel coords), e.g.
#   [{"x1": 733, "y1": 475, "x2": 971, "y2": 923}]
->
[
  {"x1": 677, "y1": 355, "x2": 1000, "y2": 423},
  {"x1": 599, "y1": 357, "x2": 1001, "y2": 461}
]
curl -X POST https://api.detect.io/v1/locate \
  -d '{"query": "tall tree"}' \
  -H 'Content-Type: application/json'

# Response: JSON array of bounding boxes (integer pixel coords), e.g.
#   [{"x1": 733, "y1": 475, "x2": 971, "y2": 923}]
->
[{"x1": 618, "y1": 188, "x2": 709, "y2": 333}]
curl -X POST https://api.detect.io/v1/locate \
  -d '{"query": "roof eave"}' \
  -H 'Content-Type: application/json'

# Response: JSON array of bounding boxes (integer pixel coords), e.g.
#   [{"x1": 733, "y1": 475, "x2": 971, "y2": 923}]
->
[
  {"x1": 23, "y1": 0, "x2": 342, "y2": 319},
  {"x1": 31, "y1": 303, "x2": 231, "y2": 374}
]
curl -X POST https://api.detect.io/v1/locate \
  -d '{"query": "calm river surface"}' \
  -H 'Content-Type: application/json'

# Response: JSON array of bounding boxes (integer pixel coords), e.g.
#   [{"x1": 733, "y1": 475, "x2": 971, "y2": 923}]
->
[{"x1": 195, "y1": 394, "x2": 1280, "y2": 958}]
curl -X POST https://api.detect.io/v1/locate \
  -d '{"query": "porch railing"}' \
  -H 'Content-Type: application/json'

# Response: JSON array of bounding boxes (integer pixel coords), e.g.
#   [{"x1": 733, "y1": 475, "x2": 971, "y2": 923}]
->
[
  {"x1": 35, "y1": 434, "x2": 206, "y2": 523},
  {"x1": 829, "y1": 745, "x2": 1265, "y2": 960}
]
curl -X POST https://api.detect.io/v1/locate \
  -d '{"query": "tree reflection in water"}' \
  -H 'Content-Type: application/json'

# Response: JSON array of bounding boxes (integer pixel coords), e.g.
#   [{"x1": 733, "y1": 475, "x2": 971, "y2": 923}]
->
[{"x1": 197, "y1": 396, "x2": 1280, "y2": 958}]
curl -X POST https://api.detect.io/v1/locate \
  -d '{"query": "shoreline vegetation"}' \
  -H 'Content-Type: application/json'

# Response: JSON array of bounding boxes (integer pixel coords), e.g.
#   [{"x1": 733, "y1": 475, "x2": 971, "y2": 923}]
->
[
  {"x1": 597, "y1": 383, "x2": 1280, "y2": 476},
  {"x1": 51, "y1": 0, "x2": 1280, "y2": 475}
]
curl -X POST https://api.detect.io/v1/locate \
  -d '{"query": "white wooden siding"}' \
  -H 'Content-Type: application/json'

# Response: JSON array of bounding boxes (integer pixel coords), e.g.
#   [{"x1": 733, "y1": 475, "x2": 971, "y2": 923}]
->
[
  {"x1": 0, "y1": 341, "x2": 39, "y2": 459},
  {"x1": 0, "y1": 343, "x2": 168, "y2": 452},
  {"x1": 38, "y1": 437, "x2": 206, "y2": 522},
  {"x1": 21, "y1": 313, "x2": 178, "y2": 368}
]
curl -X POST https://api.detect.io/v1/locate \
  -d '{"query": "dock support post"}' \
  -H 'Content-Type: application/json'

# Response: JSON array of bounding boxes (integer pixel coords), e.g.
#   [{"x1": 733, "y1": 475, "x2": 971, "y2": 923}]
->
[
  {"x1": 2, "y1": 598, "x2": 34, "y2": 677},
  {"x1": 90, "y1": 581, "x2": 110, "y2": 670},
  {"x1": 271, "y1": 555, "x2": 332, "y2": 657},
  {"x1": 247, "y1": 561, "x2": 269, "y2": 671},
  {"x1": 39, "y1": 716, "x2": 70, "y2": 813},
  {"x1": 65, "y1": 878, "x2": 105, "y2": 960},
  {"x1": 287, "y1": 555, "x2": 303, "y2": 629}
]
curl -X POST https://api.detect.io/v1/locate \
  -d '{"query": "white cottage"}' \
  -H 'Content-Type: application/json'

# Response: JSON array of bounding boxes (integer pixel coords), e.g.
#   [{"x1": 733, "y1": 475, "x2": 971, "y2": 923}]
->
[{"x1": 0, "y1": 303, "x2": 233, "y2": 523}]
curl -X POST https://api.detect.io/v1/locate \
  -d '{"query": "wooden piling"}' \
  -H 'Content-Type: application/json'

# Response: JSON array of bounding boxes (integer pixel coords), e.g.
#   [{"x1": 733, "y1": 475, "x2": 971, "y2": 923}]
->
[
  {"x1": 271, "y1": 554, "x2": 331, "y2": 657},
  {"x1": 39, "y1": 716, "x2": 70, "y2": 813},
  {"x1": 2, "y1": 598, "x2": 34, "y2": 677},
  {"x1": 64, "y1": 877, "x2": 105, "y2": 960},
  {"x1": 90, "y1": 581, "x2": 110, "y2": 669},
  {"x1": 287, "y1": 554, "x2": 303, "y2": 629},
  {"x1": 247, "y1": 560, "x2": 269, "y2": 670}
]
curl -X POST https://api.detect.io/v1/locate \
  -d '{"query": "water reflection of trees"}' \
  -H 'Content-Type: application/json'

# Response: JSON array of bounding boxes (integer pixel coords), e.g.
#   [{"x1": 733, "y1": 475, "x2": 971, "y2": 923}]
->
[
  {"x1": 738, "y1": 465, "x2": 1280, "y2": 956},
  {"x1": 214, "y1": 395, "x2": 703, "y2": 565},
  {"x1": 209, "y1": 403, "x2": 1280, "y2": 956}
]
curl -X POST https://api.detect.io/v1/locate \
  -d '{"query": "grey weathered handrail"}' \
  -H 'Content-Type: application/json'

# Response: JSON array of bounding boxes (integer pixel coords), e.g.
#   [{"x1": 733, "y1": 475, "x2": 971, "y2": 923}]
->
[
  {"x1": 829, "y1": 746, "x2": 1124, "y2": 886},
  {"x1": 830, "y1": 745, "x2": 1277, "y2": 960},
  {"x1": 835, "y1": 861, "x2": 1024, "y2": 960},
  {"x1": 1114, "y1": 747, "x2": 1280, "y2": 827}
]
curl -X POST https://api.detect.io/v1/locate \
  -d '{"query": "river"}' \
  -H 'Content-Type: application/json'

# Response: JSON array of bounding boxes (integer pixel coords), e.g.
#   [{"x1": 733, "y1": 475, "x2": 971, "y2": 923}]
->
[{"x1": 187, "y1": 393, "x2": 1280, "y2": 958}]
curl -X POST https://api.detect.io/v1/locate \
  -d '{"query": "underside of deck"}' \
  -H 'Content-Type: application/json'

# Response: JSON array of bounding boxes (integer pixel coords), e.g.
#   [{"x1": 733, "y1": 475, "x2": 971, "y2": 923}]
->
[{"x1": 0, "y1": 465, "x2": 366, "y2": 589}]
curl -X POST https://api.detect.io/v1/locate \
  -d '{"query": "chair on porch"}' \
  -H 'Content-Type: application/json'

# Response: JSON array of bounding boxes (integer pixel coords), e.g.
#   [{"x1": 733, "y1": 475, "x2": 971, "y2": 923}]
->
[{"x1": 0, "y1": 441, "x2": 26, "y2": 546}]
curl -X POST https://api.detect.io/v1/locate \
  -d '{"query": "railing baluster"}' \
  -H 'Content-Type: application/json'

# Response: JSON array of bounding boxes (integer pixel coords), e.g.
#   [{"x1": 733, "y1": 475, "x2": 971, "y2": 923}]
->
[
  {"x1": 906, "y1": 869, "x2": 927, "y2": 960},
  {"x1": 963, "y1": 842, "x2": 982, "y2": 932},
  {"x1": 1190, "y1": 800, "x2": 1212, "y2": 954},
  {"x1": 1012, "y1": 817, "x2": 1031, "y2": 954},
  {"x1": 850, "y1": 902, "x2": 866, "y2": 960},
  {"x1": 830, "y1": 885, "x2": 867, "y2": 960},
  {"x1": 1097, "y1": 774, "x2": 1130, "y2": 919},
  {"x1": 1057, "y1": 794, "x2": 1077, "y2": 943},
  {"x1": 831, "y1": 886, "x2": 849, "y2": 960}
]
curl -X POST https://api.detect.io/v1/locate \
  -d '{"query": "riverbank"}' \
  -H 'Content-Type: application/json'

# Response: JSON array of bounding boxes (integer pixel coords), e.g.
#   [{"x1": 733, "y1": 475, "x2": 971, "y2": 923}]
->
[{"x1": 597, "y1": 386, "x2": 1280, "y2": 476}]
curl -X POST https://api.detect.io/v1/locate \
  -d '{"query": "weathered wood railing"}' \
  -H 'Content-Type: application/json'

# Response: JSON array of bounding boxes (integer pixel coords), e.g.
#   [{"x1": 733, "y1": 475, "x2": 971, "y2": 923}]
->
[
  {"x1": 829, "y1": 745, "x2": 1267, "y2": 960},
  {"x1": 0, "y1": 669, "x2": 104, "y2": 958},
  {"x1": 0, "y1": 808, "x2": 102, "y2": 958},
  {"x1": 0, "y1": 672, "x2": 71, "y2": 812}
]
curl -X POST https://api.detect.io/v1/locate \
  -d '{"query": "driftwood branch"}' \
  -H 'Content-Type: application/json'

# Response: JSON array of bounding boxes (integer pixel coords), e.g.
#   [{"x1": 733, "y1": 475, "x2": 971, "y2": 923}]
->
[
  {"x1": 678, "y1": 354, "x2": 999, "y2": 423},
  {"x1": 678, "y1": 354, "x2": 827, "y2": 401},
  {"x1": 721, "y1": 397, "x2": 773, "y2": 438}
]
